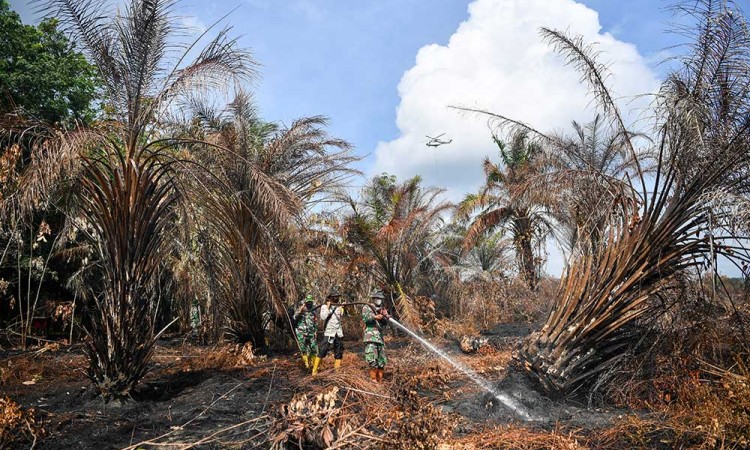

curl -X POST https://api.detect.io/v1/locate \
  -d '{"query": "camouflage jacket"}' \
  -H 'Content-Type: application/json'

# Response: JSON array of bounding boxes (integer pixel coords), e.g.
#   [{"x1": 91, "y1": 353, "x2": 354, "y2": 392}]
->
[
  {"x1": 294, "y1": 305, "x2": 317, "y2": 334},
  {"x1": 362, "y1": 305, "x2": 387, "y2": 344}
]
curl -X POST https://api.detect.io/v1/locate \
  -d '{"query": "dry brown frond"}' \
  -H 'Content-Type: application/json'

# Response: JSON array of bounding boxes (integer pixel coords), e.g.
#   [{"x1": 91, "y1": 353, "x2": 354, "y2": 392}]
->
[
  {"x1": 448, "y1": 424, "x2": 588, "y2": 450},
  {"x1": 343, "y1": 174, "x2": 454, "y2": 316},
  {"x1": 395, "y1": 292, "x2": 422, "y2": 332},
  {"x1": 514, "y1": 0, "x2": 750, "y2": 396},
  {"x1": 0, "y1": 397, "x2": 42, "y2": 448}
]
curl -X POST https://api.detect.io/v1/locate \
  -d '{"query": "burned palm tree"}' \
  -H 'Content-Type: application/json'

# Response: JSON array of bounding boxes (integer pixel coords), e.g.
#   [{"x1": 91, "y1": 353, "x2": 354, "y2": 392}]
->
[
  {"x1": 459, "y1": 1, "x2": 750, "y2": 396},
  {"x1": 458, "y1": 131, "x2": 553, "y2": 291},
  {"x1": 21, "y1": 0, "x2": 253, "y2": 399},
  {"x1": 182, "y1": 92, "x2": 355, "y2": 347},
  {"x1": 343, "y1": 174, "x2": 453, "y2": 328},
  {"x1": 514, "y1": 1, "x2": 750, "y2": 396}
]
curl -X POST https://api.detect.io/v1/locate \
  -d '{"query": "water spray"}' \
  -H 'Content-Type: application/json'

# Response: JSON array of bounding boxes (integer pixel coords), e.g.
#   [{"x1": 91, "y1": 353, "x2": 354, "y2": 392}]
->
[
  {"x1": 387, "y1": 318, "x2": 534, "y2": 421},
  {"x1": 301, "y1": 300, "x2": 534, "y2": 420}
]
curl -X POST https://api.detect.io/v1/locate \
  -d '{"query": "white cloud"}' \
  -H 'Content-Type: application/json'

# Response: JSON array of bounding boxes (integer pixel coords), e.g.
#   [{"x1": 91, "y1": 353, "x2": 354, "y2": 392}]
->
[
  {"x1": 179, "y1": 15, "x2": 208, "y2": 36},
  {"x1": 372, "y1": 0, "x2": 660, "y2": 276}
]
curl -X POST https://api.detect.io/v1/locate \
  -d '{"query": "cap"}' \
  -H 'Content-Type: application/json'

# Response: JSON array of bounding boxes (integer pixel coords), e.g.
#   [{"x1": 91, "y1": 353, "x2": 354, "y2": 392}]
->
[{"x1": 370, "y1": 290, "x2": 385, "y2": 299}]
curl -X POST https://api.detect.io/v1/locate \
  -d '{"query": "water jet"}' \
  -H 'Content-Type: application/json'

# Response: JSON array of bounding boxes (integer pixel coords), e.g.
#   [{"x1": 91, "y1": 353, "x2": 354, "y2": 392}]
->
[{"x1": 388, "y1": 318, "x2": 534, "y2": 421}]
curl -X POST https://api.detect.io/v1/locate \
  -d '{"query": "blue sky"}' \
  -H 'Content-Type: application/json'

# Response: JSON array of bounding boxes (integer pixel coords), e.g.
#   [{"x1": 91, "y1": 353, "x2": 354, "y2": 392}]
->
[
  {"x1": 11, "y1": 0, "x2": 741, "y2": 276},
  {"x1": 11, "y1": 0, "x2": 682, "y2": 175},
  {"x1": 12, "y1": 0, "x2": 474, "y2": 173}
]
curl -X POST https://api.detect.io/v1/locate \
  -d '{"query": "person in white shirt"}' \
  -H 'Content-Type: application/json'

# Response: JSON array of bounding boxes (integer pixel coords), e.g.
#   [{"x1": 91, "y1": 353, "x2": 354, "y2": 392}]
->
[{"x1": 311, "y1": 289, "x2": 345, "y2": 375}]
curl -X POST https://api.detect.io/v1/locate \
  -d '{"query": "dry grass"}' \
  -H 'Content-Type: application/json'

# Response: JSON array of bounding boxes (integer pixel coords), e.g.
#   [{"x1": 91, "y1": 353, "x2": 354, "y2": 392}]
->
[
  {"x1": 161, "y1": 338, "x2": 750, "y2": 449},
  {"x1": 0, "y1": 346, "x2": 87, "y2": 394},
  {"x1": 0, "y1": 397, "x2": 42, "y2": 448},
  {"x1": 445, "y1": 424, "x2": 588, "y2": 450},
  {"x1": 266, "y1": 341, "x2": 474, "y2": 449},
  {"x1": 450, "y1": 278, "x2": 555, "y2": 329},
  {"x1": 2, "y1": 330, "x2": 748, "y2": 449},
  {"x1": 593, "y1": 359, "x2": 750, "y2": 450}
]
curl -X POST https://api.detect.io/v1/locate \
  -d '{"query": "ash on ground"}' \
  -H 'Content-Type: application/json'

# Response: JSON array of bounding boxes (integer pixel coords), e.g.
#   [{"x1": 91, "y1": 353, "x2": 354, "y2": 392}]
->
[{"x1": 446, "y1": 365, "x2": 625, "y2": 429}]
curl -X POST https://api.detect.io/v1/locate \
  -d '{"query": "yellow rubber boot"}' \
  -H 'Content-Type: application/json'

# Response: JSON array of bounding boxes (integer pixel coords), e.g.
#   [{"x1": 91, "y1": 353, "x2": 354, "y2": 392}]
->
[
  {"x1": 377, "y1": 368, "x2": 384, "y2": 382},
  {"x1": 302, "y1": 354, "x2": 309, "y2": 369},
  {"x1": 334, "y1": 358, "x2": 342, "y2": 371},
  {"x1": 368, "y1": 368, "x2": 377, "y2": 381},
  {"x1": 311, "y1": 356, "x2": 322, "y2": 376}
]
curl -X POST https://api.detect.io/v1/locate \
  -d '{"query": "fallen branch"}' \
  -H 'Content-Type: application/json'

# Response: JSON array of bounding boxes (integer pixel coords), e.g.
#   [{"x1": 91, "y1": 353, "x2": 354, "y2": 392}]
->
[
  {"x1": 342, "y1": 386, "x2": 392, "y2": 399},
  {"x1": 178, "y1": 415, "x2": 270, "y2": 450}
]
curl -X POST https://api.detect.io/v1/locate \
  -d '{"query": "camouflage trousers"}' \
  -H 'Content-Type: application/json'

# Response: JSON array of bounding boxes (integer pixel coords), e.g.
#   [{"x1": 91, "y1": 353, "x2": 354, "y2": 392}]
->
[
  {"x1": 364, "y1": 342, "x2": 387, "y2": 368},
  {"x1": 296, "y1": 329, "x2": 318, "y2": 356}
]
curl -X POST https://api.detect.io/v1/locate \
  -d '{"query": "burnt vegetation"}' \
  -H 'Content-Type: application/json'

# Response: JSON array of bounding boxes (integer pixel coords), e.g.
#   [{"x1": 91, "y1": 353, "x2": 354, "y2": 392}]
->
[{"x1": 1, "y1": 0, "x2": 749, "y2": 448}]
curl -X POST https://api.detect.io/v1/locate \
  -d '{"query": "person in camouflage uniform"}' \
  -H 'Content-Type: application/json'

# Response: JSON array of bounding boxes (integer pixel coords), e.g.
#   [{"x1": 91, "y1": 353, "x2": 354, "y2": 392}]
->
[
  {"x1": 293, "y1": 294, "x2": 318, "y2": 370},
  {"x1": 362, "y1": 290, "x2": 389, "y2": 382}
]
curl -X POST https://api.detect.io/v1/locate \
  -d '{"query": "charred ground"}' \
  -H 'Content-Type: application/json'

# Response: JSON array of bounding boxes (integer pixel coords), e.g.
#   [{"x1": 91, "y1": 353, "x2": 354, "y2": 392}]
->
[{"x1": 6, "y1": 323, "x2": 744, "y2": 450}]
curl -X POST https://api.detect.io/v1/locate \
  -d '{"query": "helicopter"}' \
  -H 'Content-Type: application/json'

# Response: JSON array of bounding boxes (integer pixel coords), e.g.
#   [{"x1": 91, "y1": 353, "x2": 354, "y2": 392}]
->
[{"x1": 425, "y1": 133, "x2": 452, "y2": 147}]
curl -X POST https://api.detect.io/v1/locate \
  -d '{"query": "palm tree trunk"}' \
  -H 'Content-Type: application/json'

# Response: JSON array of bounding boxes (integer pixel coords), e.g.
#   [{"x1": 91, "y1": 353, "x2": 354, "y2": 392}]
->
[
  {"x1": 516, "y1": 218, "x2": 538, "y2": 291},
  {"x1": 232, "y1": 269, "x2": 267, "y2": 349}
]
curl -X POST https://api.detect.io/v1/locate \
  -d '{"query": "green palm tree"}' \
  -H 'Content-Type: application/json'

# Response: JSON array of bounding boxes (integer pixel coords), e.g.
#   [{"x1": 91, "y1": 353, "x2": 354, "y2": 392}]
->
[
  {"x1": 344, "y1": 174, "x2": 453, "y2": 328},
  {"x1": 459, "y1": 130, "x2": 552, "y2": 291},
  {"x1": 548, "y1": 114, "x2": 637, "y2": 258},
  {"x1": 465, "y1": 231, "x2": 509, "y2": 280},
  {"x1": 440, "y1": 220, "x2": 509, "y2": 282}
]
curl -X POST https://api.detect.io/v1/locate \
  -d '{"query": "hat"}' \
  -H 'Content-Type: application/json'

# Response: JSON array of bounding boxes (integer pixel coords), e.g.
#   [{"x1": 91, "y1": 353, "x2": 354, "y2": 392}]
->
[
  {"x1": 370, "y1": 290, "x2": 385, "y2": 299},
  {"x1": 327, "y1": 289, "x2": 342, "y2": 299},
  {"x1": 304, "y1": 294, "x2": 314, "y2": 303}
]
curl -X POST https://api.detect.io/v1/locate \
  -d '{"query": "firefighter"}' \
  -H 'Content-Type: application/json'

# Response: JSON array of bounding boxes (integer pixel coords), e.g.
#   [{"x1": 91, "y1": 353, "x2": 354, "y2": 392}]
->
[
  {"x1": 362, "y1": 290, "x2": 389, "y2": 382},
  {"x1": 311, "y1": 289, "x2": 344, "y2": 375},
  {"x1": 293, "y1": 294, "x2": 318, "y2": 369}
]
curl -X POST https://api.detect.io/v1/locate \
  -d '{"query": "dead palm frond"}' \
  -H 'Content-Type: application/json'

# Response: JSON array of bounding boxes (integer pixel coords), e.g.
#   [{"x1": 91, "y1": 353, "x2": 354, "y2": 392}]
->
[
  {"x1": 343, "y1": 175, "x2": 453, "y2": 330},
  {"x1": 16, "y1": 0, "x2": 254, "y2": 399},
  {"x1": 177, "y1": 91, "x2": 355, "y2": 346},
  {"x1": 80, "y1": 145, "x2": 178, "y2": 397},
  {"x1": 512, "y1": 1, "x2": 750, "y2": 396}
]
